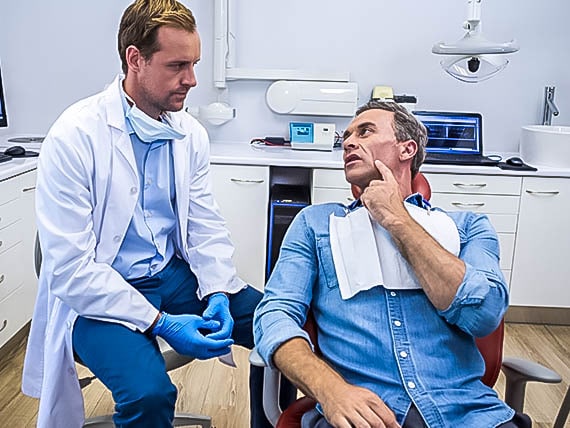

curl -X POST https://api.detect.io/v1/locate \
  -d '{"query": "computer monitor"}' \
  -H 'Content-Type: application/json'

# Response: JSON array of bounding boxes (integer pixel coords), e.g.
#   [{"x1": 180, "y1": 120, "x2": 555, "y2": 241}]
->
[
  {"x1": 0, "y1": 64, "x2": 7, "y2": 127},
  {"x1": 413, "y1": 111, "x2": 482, "y2": 155}
]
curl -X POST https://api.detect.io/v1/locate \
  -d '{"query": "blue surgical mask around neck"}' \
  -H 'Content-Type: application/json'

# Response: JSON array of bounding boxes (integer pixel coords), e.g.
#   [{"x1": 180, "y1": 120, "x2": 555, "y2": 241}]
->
[{"x1": 124, "y1": 93, "x2": 186, "y2": 143}]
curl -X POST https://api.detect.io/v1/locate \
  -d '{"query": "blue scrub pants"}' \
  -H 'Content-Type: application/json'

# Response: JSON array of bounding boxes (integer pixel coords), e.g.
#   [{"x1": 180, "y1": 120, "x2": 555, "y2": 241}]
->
[{"x1": 72, "y1": 256, "x2": 296, "y2": 428}]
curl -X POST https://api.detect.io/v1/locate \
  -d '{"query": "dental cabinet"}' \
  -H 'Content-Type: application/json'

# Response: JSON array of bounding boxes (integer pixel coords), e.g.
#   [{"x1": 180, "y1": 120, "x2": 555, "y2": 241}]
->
[
  {"x1": 0, "y1": 167, "x2": 37, "y2": 350},
  {"x1": 423, "y1": 173, "x2": 520, "y2": 289},
  {"x1": 509, "y1": 178, "x2": 570, "y2": 313},
  {"x1": 210, "y1": 164, "x2": 270, "y2": 291}
]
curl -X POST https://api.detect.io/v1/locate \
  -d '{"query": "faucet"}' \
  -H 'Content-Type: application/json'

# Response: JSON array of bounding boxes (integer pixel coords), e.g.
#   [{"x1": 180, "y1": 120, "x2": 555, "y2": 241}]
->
[{"x1": 542, "y1": 86, "x2": 560, "y2": 125}]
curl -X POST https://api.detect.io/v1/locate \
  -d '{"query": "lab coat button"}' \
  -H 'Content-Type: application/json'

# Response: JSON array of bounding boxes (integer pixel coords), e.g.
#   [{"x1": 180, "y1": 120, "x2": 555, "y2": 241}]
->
[
  {"x1": 130, "y1": 187, "x2": 137, "y2": 194},
  {"x1": 407, "y1": 381, "x2": 416, "y2": 389},
  {"x1": 113, "y1": 235, "x2": 121, "y2": 243},
  {"x1": 394, "y1": 320, "x2": 402, "y2": 327}
]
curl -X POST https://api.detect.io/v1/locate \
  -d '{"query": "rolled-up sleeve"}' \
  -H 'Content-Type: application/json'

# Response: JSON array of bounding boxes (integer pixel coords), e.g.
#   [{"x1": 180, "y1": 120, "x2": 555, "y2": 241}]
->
[
  {"x1": 438, "y1": 212, "x2": 509, "y2": 337},
  {"x1": 254, "y1": 210, "x2": 317, "y2": 368}
]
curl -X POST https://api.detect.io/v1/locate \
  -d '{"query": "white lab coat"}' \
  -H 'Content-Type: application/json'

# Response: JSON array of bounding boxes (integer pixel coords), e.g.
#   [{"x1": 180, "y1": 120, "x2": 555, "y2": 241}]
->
[{"x1": 21, "y1": 76, "x2": 246, "y2": 428}]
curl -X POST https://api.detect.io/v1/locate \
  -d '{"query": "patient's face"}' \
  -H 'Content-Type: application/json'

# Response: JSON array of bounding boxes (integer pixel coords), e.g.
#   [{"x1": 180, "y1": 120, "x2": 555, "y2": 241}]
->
[{"x1": 342, "y1": 109, "x2": 402, "y2": 189}]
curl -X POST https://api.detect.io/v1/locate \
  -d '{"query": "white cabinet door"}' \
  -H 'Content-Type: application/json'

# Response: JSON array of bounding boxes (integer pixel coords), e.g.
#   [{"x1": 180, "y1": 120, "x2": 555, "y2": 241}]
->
[
  {"x1": 21, "y1": 170, "x2": 38, "y2": 296},
  {"x1": 510, "y1": 177, "x2": 570, "y2": 307},
  {"x1": 210, "y1": 164, "x2": 270, "y2": 291}
]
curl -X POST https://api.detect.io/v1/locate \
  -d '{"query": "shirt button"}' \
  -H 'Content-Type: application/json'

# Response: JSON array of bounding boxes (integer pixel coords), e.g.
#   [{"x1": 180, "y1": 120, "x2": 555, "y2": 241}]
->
[
  {"x1": 400, "y1": 351, "x2": 408, "y2": 358},
  {"x1": 390, "y1": 291, "x2": 397, "y2": 297},
  {"x1": 394, "y1": 320, "x2": 402, "y2": 327},
  {"x1": 408, "y1": 381, "x2": 416, "y2": 389},
  {"x1": 130, "y1": 187, "x2": 137, "y2": 195},
  {"x1": 145, "y1": 211, "x2": 152, "y2": 218},
  {"x1": 151, "y1": 263, "x2": 158, "y2": 270}
]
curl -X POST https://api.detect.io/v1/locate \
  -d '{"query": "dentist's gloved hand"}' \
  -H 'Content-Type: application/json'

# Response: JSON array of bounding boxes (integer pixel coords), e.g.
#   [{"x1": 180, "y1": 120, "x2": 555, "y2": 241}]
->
[
  {"x1": 152, "y1": 312, "x2": 234, "y2": 359},
  {"x1": 202, "y1": 292, "x2": 234, "y2": 341}
]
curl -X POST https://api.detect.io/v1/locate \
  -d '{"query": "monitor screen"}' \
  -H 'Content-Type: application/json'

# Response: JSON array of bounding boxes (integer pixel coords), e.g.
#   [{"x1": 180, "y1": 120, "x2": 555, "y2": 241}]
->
[
  {"x1": 0, "y1": 64, "x2": 7, "y2": 127},
  {"x1": 413, "y1": 111, "x2": 482, "y2": 155}
]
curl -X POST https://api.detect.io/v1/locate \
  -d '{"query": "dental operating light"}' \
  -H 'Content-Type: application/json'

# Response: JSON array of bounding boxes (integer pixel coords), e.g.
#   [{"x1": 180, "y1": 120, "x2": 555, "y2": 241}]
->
[{"x1": 432, "y1": 0, "x2": 519, "y2": 83}]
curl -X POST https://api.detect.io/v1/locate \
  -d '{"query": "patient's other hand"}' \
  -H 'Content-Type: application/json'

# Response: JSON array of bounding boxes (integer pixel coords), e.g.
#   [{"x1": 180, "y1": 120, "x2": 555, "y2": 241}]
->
[{"x1": 319, "y1": 382, "x2": 401, "y2": 428}]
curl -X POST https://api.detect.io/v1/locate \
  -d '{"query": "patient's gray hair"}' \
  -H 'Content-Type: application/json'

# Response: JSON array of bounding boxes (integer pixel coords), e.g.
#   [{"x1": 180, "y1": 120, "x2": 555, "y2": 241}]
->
[{"x1": 355, "y1": 101, "x2": 427, "y2": 177}]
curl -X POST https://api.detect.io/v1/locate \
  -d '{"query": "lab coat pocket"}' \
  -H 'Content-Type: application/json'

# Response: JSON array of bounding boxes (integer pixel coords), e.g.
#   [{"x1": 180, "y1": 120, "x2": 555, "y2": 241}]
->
[{"x1": 316, "y1": 236, "x2": 340, "y2": 290}]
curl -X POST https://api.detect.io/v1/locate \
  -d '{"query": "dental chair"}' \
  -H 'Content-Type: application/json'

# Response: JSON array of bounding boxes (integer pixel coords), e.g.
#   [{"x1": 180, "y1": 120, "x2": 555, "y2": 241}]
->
[
  {"x1": 250, "y1": 172, "x2": 566, "y2": 428},
  {"x1": 34, "y1": 235, "x2": 212, "y2": 428}
]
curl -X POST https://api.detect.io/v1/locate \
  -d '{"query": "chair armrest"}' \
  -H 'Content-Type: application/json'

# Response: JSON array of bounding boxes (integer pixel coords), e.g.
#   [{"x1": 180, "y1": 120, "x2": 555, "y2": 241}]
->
[
  {"x1": 249, "y1": 348, "x2": 266, "y2": 367},
  {"x1": 502, "y1": 357, "x2": 562, "y2": 384},
  {"x1": 249, "y1": 348, "x2": 284, "y2": 427},
  {"x1": 501, "y1": 356, "x2": 562, "y2": 413}
]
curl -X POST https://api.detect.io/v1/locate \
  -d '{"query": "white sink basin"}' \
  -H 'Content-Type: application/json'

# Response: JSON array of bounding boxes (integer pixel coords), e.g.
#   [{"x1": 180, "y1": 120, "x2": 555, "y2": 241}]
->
[{"x1": 520, "y1": 125, "x2": 570, "y2": 169}]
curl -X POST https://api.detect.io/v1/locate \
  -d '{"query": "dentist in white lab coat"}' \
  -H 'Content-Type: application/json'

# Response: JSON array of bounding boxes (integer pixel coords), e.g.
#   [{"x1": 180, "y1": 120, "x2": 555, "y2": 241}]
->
[{"x1": 21, "y1": 1, "x2": 274, "y2": 427}]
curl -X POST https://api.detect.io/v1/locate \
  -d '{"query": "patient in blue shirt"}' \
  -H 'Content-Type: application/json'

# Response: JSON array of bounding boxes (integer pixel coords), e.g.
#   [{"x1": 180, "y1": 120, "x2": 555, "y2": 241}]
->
[{"x1": 254, "y1": 101, "x2": 530, "y2": 428}]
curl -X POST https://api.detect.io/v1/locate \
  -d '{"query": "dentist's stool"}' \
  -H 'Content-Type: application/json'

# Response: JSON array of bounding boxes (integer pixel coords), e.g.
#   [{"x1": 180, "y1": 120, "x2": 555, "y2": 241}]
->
[{"x1": 34, "y1": 235, "x2": 212, "y2": 427}]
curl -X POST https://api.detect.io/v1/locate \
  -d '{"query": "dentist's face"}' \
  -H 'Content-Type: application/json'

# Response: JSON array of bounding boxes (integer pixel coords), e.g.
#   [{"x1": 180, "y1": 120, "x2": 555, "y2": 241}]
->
[
  {"x1": 131, "y1": 26, "x2": 200, "y2": 119},
  {"x1": 342, "y1": 109, "x2": 402, "y2": 190}
]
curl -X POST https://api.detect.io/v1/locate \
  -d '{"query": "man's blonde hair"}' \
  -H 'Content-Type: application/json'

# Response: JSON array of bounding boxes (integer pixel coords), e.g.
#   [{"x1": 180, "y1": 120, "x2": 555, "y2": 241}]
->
[{"x1": 118, "y1": 0, "x2": 197, "y2": 74}]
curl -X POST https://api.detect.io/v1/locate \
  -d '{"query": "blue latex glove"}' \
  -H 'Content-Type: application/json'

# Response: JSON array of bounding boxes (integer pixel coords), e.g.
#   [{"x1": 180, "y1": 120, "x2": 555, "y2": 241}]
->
[
  {"x1": 152, "y1": 312, "x2": 234, "y2": 359},
  {"x1": 202, "y1": 292, "x2": 234, "y2": 341}
]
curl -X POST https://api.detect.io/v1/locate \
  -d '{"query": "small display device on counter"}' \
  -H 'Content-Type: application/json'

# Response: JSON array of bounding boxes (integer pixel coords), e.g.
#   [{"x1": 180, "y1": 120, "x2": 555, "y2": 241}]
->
[{"x1": 289, "y1": 122, "x2": 336, "y2": 151}]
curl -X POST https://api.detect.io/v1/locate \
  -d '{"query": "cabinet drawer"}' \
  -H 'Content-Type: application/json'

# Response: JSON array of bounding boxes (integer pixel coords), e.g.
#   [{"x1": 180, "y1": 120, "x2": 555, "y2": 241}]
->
[
  {"x1": 430, "y1": 193, "x2": 519, "y2": 215},
  {"x1": 424, "y1": 174, "x2": 521, "y2": 195},
  {"x1": 0, "y1": 198, "x2": 23, "y2": 230},
  {"x1": 484, "y1": 214, "x2": 518, "y2": 234},
  {"x1": 0, "y1": 219, "x2": 23, "y2": 255},
  {"x1": 498, "y1": 233, "x2": 515, "y2": 270},
  {"x1": 312, "y1": 188, "x2": 355, "y2": 205},
  {"x1": 0, "y1": 241, "x2": 24, "y2": 301},
  {"x1": 313, "y1": 169, "x2": 349, "y2": 189},
  {"x1": 0, "y1": 175, "x2": 21, "y2": 206},
  {"x1": 0, "y1": 283, "x2": 35, "y2": 349}
]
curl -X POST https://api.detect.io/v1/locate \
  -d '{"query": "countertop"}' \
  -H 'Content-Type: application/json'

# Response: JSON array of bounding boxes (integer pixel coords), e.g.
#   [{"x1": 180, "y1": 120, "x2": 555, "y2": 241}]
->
[
  {"x1": 210, "y1": 142, "x2": 570, "y2": 178},
  {"x1": 2, "y1": 141, "x2": 570, "y2": 181}
]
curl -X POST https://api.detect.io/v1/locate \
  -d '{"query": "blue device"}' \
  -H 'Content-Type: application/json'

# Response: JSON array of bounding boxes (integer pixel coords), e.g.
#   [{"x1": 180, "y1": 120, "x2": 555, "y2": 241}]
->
[{"x1": 289, "y1": 122, "x2": 314, "y2": 144}]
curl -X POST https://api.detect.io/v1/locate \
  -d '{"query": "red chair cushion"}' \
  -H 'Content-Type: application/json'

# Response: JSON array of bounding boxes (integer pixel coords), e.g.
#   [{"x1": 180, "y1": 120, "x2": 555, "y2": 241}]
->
[
  {"x1": 475, "y1": 319, "x2": 505, "y2": 387},
  {"x1": 275, "y1": 396, "x2": 317, "y2": 428}
]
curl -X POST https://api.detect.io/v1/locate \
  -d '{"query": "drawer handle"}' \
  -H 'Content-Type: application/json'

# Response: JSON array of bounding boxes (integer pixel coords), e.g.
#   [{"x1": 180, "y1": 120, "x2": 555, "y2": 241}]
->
[
  {"x1": 22, "y1": 186, "x2": 36, "y2": 193},
  {"x1": 0, "y1": 320, "x2": 7, "y2": 333},
  {"x1": 451, "y1": 202, "x2": 485, "y2": 208},
  {"x1": 0, "y1": 274, "x2": 4, "y2": 284},
  {"x1": 453, "y1": 182, "x2": 487, "y2": 189},
  {"x1": 230, "y1": 178, "x2": 265, "y2": 184},
  {"x1": 0, "y1": 240, "x2": 3, "y2": 248},
  {"x1": 346, "y1": 197, "x2": 355, "y2": 202},
  {"x1": 525, "y1": 189, "x2": 560, "y2": 195}
]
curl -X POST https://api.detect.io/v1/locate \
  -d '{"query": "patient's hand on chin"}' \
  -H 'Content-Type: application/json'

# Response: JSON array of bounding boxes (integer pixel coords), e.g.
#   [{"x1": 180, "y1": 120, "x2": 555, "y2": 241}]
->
[{"x1": 319, "y1": 382, "x2": 401, "y2": 428}]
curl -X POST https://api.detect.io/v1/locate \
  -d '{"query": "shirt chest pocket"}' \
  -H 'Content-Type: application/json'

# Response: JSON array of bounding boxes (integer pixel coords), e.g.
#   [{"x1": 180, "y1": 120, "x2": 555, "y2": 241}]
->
[{"x1": 316, "y1": 236, "x2": 340, "y2": 290}]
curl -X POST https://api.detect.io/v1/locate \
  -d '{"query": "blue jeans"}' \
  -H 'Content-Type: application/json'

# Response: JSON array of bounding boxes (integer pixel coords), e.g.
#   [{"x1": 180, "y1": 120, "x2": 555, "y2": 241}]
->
[{"x1": 73, "y1": 256, "x2": 295, "y2": 427}]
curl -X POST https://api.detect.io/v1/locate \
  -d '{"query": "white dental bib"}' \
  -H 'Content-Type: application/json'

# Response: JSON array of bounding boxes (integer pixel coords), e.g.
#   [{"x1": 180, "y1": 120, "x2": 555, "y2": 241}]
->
[{"x1": 329, "y1": 203, "x2": 460, "y2": 300}]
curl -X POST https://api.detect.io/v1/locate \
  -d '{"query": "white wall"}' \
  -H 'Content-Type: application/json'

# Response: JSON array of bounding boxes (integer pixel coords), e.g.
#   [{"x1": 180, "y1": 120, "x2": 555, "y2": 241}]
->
[{"x1": 0, "y1": 0, "x2": 568, "y2": 154}]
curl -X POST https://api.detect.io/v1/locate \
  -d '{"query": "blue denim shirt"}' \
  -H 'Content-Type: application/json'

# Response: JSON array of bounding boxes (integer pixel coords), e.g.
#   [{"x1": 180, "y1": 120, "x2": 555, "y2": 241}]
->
[{"x1": 254, "y1": 194, "x2": 514, "y2": 427}]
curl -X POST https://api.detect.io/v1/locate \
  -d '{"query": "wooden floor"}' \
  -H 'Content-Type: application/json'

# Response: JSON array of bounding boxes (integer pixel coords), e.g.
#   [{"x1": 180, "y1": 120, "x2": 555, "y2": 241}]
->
[{"x1": 1, "y1": 323, "x2": 568, "y2": 428}]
